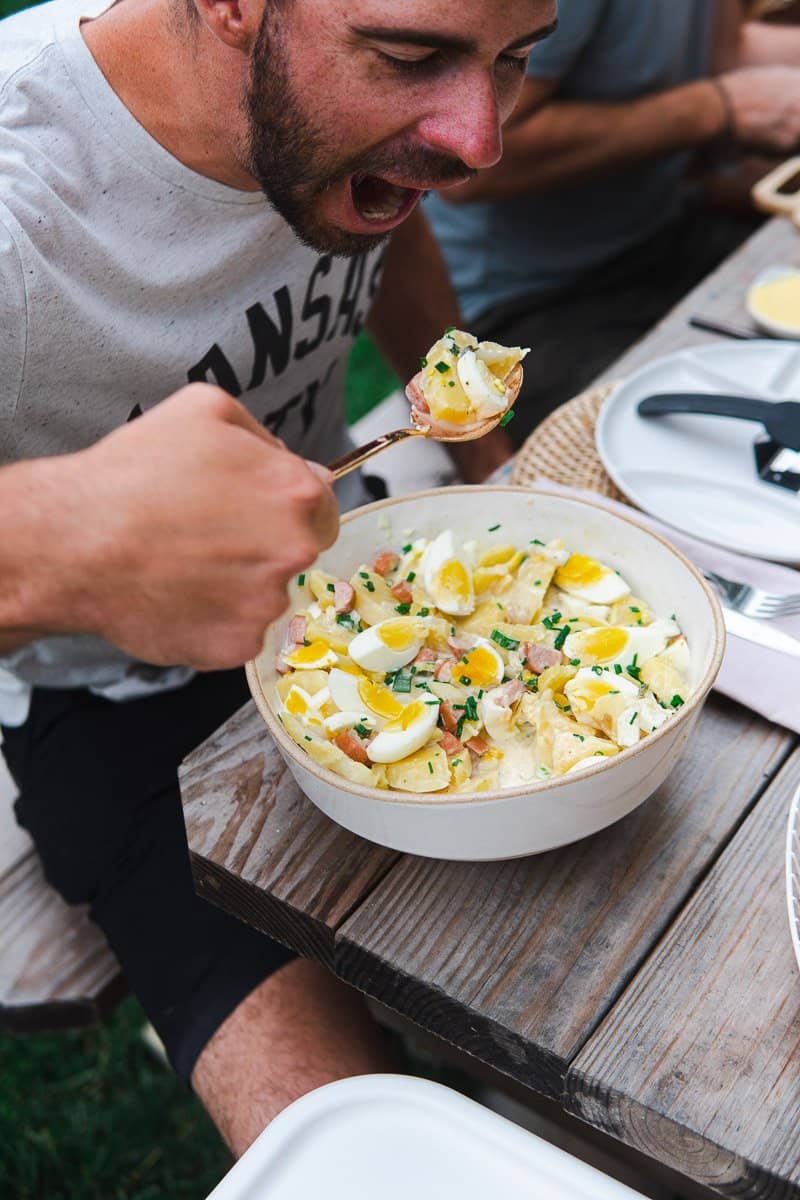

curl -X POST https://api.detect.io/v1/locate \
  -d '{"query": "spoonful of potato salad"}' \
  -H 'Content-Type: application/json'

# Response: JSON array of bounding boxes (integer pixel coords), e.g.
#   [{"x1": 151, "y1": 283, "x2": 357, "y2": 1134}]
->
[{"x1": 327, "y1": 329, "x2": 528, "y2": 481}]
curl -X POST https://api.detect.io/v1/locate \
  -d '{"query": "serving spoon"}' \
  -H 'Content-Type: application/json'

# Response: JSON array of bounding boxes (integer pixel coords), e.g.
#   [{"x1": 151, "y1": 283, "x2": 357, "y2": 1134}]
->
[{"x1": 327, "y1": 363, "x2": 523, "y2": 481}]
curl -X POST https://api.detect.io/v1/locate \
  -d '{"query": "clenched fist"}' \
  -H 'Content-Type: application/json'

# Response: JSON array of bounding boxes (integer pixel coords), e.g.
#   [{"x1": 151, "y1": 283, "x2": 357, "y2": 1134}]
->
[
  {"x1": 26, "y1": 384, "x2": 339, "y2": 669},
  {"x1": 717, "y1": 66, "x2": 800, "y2": 154}
]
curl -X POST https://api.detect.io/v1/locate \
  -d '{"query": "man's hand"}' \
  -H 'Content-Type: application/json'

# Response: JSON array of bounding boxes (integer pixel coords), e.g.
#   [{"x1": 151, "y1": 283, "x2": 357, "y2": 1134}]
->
[
  {"x1": 18, "y1": 384, "x2": 339, "y2": 669},
  {"x1": 718, "y1": 66, "x2": 800, "y2": 153}
]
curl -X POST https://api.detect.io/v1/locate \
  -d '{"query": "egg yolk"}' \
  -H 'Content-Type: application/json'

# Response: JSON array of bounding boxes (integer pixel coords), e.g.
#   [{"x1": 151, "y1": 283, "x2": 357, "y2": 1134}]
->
[
  {"x1": 573, "y1": 627, "x2": 629, "y2": 660},
  {"x1": 286, "y1": 639, "x2": 331, "y2": 666},
  {"x1": 378, "y1": 618, "x2": 424, "y2": 652},
  {"x1": 750, "y1": 275, "x2": 800, "y2": 328},
  {"x1": 358, "y1": 680, "x2": 404, "y2": 720},
  {"x1": 383, "y1": 700, "x2": 427, "y2": 732},
  {"x1": 555, "y1": 554, "x2": 606, "y2": 591},
  {"x1": 285, "y1": 688, "x2": 310, "y2": 716},
  {"x1": 458, "y1": 646, "x2": 501, "y2": 688},
  {"x1": 569, "y1": 678, "x2": 618, "y2": 710},
  {"x1": 435, "y1": 560, "x2": 472, "y2": 604}
]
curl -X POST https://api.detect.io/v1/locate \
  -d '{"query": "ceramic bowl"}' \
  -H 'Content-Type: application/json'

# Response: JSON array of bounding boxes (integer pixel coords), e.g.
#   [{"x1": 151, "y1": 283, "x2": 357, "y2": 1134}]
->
[
  {"x1": 247, "y1": 487, "x2": 725, "y2": 861},
  {"x1": 746, "y1": 265, "x2": 800, "y2": 340}
]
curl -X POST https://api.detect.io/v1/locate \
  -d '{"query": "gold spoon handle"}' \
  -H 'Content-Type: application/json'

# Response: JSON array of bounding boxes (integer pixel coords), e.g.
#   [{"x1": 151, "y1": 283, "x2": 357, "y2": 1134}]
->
[{"x1": 328, "y1": 427, "x2": 425, "y2": 480}]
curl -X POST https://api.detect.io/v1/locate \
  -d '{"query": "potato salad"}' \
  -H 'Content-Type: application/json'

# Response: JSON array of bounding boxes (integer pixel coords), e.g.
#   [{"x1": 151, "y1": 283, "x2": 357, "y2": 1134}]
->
[{"x1": 274, "y1": 531, "x2": 692, "y2": 795}]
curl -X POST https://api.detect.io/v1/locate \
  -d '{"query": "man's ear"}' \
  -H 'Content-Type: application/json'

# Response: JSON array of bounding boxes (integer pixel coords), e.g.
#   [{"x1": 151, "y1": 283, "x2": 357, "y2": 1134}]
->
[{"x1": 192, "y1": 0, "x2": 264, "y2": 52}]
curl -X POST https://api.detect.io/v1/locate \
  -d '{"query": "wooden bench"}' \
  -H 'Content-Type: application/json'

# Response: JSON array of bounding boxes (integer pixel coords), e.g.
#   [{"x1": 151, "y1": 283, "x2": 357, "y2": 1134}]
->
[{"x1": 0, "y1": 775, "x2": 123, "y2": 1034}]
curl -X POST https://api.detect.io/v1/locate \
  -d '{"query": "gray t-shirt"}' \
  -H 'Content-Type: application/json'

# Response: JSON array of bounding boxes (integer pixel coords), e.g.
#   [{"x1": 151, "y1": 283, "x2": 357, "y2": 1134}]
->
[
  {"x1": 425, "y1": 0, "x2": 717, "y2": 321},
  {"x1": 0, "y1": 0, "x2": 382, "y2": 724}
]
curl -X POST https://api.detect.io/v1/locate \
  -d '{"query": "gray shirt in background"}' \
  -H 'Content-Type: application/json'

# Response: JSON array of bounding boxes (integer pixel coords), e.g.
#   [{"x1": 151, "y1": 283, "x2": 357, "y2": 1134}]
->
[{"x1": 426, "y1": 0, "x2": 718, "y2": 321}]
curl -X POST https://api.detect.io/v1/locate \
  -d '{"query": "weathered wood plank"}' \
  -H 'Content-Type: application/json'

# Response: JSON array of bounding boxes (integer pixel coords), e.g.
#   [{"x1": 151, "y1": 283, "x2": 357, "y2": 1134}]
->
[
  {"x1": 599, "y1": 216, "x2": 798, "y2": 382},
  {"x1": 567, "y1": 743, "x2": 800, "y2": 1200},
  {"x1": 335, "y1": 696, "x2": 793, "y2": 1099},
  {"x1": 0, "y1": 851, "x2": 122, "y2": 1034},
  {"x1": 180, "y1": 702, "x2": 400, "y2": 968}
]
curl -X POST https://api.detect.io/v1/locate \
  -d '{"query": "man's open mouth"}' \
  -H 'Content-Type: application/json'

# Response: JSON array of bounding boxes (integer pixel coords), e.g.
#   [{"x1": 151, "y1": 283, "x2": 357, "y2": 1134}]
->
[{"x1": 350, "y1": 172, "x2": 422, "y2": 225}]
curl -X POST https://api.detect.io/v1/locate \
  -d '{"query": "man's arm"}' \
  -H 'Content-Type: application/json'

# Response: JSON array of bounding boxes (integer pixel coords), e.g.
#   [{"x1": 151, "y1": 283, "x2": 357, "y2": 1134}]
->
[
  {"x1": 0, "y1": 386, "x2": 339, "y2": 668},
  {"x1": 365, "y1": 207, "x2": 513, "y2": 481}
]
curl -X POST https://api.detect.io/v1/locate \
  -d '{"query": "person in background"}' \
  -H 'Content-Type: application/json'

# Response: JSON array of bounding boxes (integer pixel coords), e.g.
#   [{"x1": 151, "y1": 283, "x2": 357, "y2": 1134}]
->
[
  {"x1": 0, "y1": 0, "x2": 556, "y2": 1159},
  {"x1": 426, "y1": 0, "x2": 800, "y2": 446}
]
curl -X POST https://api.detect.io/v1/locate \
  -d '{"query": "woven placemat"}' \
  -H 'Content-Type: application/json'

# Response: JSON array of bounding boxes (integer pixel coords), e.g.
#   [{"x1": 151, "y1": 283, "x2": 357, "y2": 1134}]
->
[{"x1": 511, "y1": 381, "x2": 628, "y2": 502}]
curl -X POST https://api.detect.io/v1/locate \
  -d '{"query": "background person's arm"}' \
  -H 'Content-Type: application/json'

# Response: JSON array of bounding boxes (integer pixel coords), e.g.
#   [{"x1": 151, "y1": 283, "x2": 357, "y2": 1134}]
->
[{"x1": 365, "y1": 206, "x2": 513, "y2": 481}]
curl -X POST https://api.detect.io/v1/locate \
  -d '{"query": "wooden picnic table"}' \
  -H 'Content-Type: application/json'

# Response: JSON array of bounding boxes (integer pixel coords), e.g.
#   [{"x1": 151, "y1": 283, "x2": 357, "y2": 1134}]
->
[{"x1": 180, "y1": 215, "x2": 800, "y2": 1199}]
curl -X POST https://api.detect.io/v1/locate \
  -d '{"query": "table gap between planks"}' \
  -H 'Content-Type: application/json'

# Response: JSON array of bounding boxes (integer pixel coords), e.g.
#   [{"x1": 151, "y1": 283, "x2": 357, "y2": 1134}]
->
[{"x1": 181, "y1": 215, "x2": 800, "y2": 1198}]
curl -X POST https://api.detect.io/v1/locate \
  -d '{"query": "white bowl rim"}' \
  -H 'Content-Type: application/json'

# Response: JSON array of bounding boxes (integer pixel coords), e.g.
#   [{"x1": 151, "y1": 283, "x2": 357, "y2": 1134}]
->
[{"x1": 247, "y1": 485, "x2": 726, "y2": 808}]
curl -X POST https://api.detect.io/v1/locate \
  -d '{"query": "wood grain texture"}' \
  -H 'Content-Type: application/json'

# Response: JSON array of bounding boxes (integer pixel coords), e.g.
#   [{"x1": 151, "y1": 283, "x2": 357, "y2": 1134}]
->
[
  {"x1": 0, "y1": 851, "x2": 122, "y2": 1034},
  {"x1": 336, "y1": 697, "x2": 792, "y2": 1099},
  {"x1": 598, "y1": 216, "x2": 799, "y2": 382},
  {"x1": 567, "y1": 744, "x2": 800, "y2": 1200},
  {"x1": 180, "y1": 702, "x2": 400, "y2": 968}
]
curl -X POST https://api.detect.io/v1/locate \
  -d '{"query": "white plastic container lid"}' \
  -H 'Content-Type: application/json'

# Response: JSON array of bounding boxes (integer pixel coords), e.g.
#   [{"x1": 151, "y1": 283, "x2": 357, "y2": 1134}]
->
[{"x1": 207, "y1": 1074, "x2": 648, "y2": 1200}]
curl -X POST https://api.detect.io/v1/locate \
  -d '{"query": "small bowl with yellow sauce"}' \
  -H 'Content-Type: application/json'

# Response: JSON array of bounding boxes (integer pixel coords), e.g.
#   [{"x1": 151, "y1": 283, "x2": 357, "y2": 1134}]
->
[{"x1": 747, "y1": 265, "x2": 800, "y2": 340}]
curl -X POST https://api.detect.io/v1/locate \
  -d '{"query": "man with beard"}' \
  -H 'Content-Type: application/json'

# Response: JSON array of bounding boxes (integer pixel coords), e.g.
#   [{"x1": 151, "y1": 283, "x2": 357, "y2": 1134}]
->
[{"x1": 0, "y1": 0, "x2": 557, "y2": 1158}]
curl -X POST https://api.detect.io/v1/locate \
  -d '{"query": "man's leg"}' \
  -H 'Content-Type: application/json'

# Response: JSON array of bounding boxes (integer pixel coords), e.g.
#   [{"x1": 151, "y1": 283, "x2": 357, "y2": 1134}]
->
[{"x1": 2, "y1": 672, "x2": 393, "y2": 1157}]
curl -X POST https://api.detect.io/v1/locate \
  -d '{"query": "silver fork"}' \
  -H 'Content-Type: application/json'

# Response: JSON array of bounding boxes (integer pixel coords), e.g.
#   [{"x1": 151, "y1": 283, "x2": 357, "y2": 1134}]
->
[{"x1": 703, "y1": 570, "x2": 800, "y2": 620}]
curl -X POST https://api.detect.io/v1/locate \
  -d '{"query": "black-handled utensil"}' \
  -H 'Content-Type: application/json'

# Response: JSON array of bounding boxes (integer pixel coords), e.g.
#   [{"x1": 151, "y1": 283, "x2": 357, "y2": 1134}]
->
[{"x1": 638, "y1": 393, "x2": 800, "y2": 452}]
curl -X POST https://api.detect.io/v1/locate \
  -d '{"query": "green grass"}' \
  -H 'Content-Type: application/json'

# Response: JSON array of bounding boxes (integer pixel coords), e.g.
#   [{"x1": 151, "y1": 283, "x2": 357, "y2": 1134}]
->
[
  {"x1": 0, "y1": 999, "x2": 232, "y2": 1199},
  {"x1": 345, "y1": 334, "x2": 399, "y2": 425}
]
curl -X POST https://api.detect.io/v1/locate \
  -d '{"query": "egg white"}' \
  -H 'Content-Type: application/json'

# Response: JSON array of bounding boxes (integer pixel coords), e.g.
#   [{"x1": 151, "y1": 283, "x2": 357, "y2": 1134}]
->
[
  {"x1": 366, "y1": 699, "x2": 441, "y2": 764},
  {"x1": 563, "y1": 620, "x2": 673, "y2": 669},
  {"x1": 420, "y1": 530, "x2": 475, "y2": 617},
  {"x1": 348, "y1": 618, "x2": 428, "y2": 672}
]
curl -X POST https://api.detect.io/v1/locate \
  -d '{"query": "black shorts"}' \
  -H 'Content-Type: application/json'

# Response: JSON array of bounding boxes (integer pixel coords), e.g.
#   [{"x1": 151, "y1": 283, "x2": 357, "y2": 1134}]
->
[{"x1": 1, "y1": 669, "x2": 294, "y2": 1084}]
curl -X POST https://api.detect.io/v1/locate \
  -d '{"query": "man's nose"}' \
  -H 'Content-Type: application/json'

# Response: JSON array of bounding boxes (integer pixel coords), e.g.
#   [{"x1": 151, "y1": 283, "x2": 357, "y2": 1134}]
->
[{"x1": 416, "y1": 74, "x2": 503, "y2": 171}]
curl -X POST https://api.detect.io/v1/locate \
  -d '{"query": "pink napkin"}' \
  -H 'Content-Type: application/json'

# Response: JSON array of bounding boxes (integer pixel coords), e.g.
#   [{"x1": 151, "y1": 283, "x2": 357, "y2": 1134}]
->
[{"x1": 497, "y1": 470, "x2": 800, "y2": 733}]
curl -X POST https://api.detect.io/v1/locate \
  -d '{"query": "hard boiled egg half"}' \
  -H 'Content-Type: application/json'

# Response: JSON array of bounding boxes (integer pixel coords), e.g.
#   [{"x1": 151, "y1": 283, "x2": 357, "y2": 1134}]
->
[
  {"x1": 348, "y1": 617, "x2": 428, "y2": 672},
  {"x1": 366, "y1": 698, "x2": 441, "y2": 764},
  {"x1": 420, "y1": 530, "x2": 475, "y2": 616},
  {"x1": 562, "y1": 619, "x2": 677, "y2": 670},
  {"x1": 554, "y1": 554, "x2": 631, "y2": 605}
]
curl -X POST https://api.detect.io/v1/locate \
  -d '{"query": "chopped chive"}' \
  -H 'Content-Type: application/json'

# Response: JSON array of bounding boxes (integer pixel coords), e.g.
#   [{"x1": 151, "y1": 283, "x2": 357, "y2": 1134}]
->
[
  {"x1": 444, "y1": 326, "x2": 456, "y2": 334},
  {"x1": 428, "y1": 761, "x2": 434, "y2": 774},
  {"x1": 570, "y1": 658, "x2": 581, "y2": 666},
  {"x1": 499, "y1": 408, "x2": 515, "y2": 427},
  {"x1": 365, "y1": 580, "x2": 375, "y2": 592},
  {"x1": 406, "y1": 571, "x2": 416, "y2": 582},
  {"x1": 460, "y1": 675, "x2": 471, "y2": 686},
  {"x1": 594, "y1": 750, "x2": 605, "y2": 757},
  {"x1": 297, "y1": 574, "x2": 305, "y2": 586},
  {"x1": 574, "y1": 734, "x2": 585, "y2": 742},
  {"x1": 614, "y1": 664, "x2": 623, "y2": 675},
  {"x1": 554, "y1": 626, "x2": 569, "y2": 651},
  {"x1": 395, "y1": 603, "x2": 412, "y2": 615},
  {"x1": 534, "y1": 580, "x2": 542, "y2": 587},
  {"x1": 670, "y1": 694, "x2": 685, "y2": 709},
  {"x1": 304, "y1": 735, "x2": 312, "y2": 741},
  {"x1": 488, "y1": 523, "x2": 501, "y2": 532},
  {"x1": 629, "y1": 711, "x2": 639, "y2": 725},
  {"x1": 448, "y1": 380, "x2": 456, "y2": 387},
  {"x1": 452, "y1": 758, "x2": 462, "y2": 767},
  {"x1": 629, "y1": 606, "x2": 640, "y2": 614},
  {"x1": 418, "y1": 607, "x2": 430, "y2": 617},
  {"x1": 402, "y1": 543, "x2": 412, "y2": 554},
  {"x1": 359, "y1": 570, "x2": 369, "y2": 579},
  {"x1": 420, "y1": 357, "x2": 428, "y2": 368},
  {"x1": 491, "y1": 629, "x2": 520, "y2": 651},
  {"x1": 530, "y1": 538, "x2": 545, "y2": 546},
  {"x1": 354, "y1": 723, "x2": 370, "y2": 737},
  {"x1": 434, "y1": 361, "x2": 450, "y2": 374},
  {"x1": 326, "y1": 583, "x2": 335, "y2": 592},
  {"x1": 303, "y1": 637, "x2": 310, "y2": 646}
]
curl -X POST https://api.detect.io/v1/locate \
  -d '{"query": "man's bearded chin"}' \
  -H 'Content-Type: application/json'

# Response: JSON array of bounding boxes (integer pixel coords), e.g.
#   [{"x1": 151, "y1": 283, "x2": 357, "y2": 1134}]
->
[{"x1": 243, "y1": 20, "x2": 473, "y2": 257}]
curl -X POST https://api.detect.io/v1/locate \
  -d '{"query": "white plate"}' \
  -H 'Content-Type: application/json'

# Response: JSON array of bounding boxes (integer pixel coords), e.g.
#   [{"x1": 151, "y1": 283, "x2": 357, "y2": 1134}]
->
[
  {"x1": 786, "y1": 783, "x2": 800, "y2": 976},
  {"x1": 596, "y1": 341, "x2": 800, "y2": 563},
  {"x1": 207, "y1": 1075, "x2": 648, "y2": 1199}
]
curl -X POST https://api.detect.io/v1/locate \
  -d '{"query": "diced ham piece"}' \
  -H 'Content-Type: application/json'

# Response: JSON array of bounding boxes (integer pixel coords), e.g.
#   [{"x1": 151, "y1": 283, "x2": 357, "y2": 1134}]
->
[
  {"x1": 371, "y1": 551, "x2": 400, "y2": 576},
  {"x1": 413, "y1": 647, "x2": 439, "y2": 665},
  {"x1": 447, "y1": 635, "x2": 474, "y2": 657},
  {"x1": 334, "y1": 731, "x2": 371, "y2": 767},
  {"x1": 493, "y1": 679, "x2": 525, "y2": 707},
  {"x1": 434, "y1": 659, "x2": 454, "y2": 683},
  {"x1": 440, "y1": 701, "x2": 459, "y2": 734},
  {"x1": 466, "y1": 736, "x2": 490, "y2": 757},
  {"x1": 333, "y1": 581, "x2": 355, "y2": 613},
  {"x1": 288, "y1": 615, "x2": 307, "y2": 645},
  {"x1": 391, "y1": 581, "x2": 414, "y2": 604},
  {"x1": 523, "y1": 643, "x2": 563, "y2": 674},
  {"x1": 440, "y1": 731, "x2": 465, "y2": 756},
  {"x1": 406, "y1": 377, "x2": 430, "y2": 416}
]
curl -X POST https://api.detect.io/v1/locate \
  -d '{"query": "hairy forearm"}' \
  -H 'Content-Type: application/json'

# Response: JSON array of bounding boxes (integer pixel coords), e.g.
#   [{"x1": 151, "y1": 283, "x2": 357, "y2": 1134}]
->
[
  {"x1": 446, "y1": 79, "x2": 726, "y2": 205},
  {"x1": 0, "y1": 455, "x2": 93, "y2": 652},
  {"x1": 366, "y1": 206, "x2": 460, "y2": 381}
]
